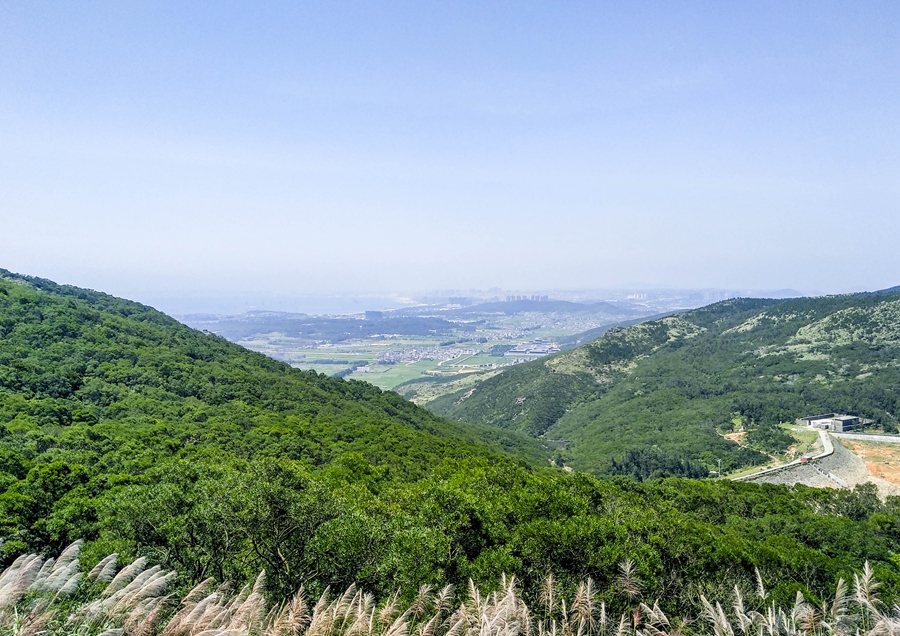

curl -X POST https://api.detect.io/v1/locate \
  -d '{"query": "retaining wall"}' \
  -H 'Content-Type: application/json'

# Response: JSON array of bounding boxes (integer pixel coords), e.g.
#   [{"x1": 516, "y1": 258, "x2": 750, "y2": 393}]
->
[
  {"x1": 734, "y1": 430, "x2": 832, "y2": 483},
  {"x1": 737, "y1": 432, "x2": 868, "y2": 489}
]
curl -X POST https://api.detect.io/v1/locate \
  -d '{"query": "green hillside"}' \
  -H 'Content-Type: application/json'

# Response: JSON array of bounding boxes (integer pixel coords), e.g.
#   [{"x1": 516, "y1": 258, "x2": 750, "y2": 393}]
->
[
  {"x1": 0, "y1": 269, "x2": 547, "y2": 477},
  {"x1": 7, "y1": 271, "x2": 900, "y2": 614},
  {"x1": 426, "y1": 293, "x2": 900, "y2": 477}
]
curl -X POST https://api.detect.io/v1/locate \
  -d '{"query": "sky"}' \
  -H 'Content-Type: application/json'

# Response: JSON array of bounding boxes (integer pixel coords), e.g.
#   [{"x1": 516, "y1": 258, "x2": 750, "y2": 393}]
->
[{"x1": 1, "y1": 2, "x2": 898, "y2": 312}]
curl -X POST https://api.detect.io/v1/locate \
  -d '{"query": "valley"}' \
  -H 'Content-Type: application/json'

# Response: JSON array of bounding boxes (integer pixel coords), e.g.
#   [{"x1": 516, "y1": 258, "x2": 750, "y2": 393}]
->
[
  {"x1": 4, "y1": 268, "x2": 900, "y2": 616},
  {"x1": 179, "y1": 298, "x2": 667, "y2": 390},
  {"x1": 5, "y1": 3, "x2": 899, "y2": 631},
  {"x1": 422, "y1": 291, "x2": 900, "y2": 478}
]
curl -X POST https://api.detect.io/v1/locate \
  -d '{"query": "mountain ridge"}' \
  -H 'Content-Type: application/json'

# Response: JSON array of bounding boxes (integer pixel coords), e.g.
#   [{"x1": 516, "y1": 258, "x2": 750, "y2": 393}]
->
[{"x1": 425, "y1": 290, "x2": 900, "y2": 477}]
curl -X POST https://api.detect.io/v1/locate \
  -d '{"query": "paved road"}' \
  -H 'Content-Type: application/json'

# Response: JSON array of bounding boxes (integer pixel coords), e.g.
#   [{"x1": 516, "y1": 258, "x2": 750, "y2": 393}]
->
[
  {"x1": 737, "y1": 431, "x2": 900, "y2": 497},
  {"x1": 734, "y1": 430, "x2": 832, "y2": 482}
]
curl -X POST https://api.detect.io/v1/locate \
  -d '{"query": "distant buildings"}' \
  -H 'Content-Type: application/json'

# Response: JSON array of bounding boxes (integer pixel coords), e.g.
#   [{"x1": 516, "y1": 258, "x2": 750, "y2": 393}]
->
[
  {"x1": 505, "y1": 338, "x2": 560, "y2": 356},
  {"x1": 797, "y1": 413, "x2": 861, "y2": 432},
  {"x1": 375, "y1": 346, "x2": 478, "y2": 364},
  {"x1": 505, "y1": 295, "x2": 549, "y2": 302}
]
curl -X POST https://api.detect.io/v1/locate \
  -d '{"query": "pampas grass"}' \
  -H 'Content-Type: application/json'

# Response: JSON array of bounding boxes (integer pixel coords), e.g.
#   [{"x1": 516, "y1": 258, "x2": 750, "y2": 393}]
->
[{"x1": 3, "y1": 544, "x2": 900, "y2": 636}]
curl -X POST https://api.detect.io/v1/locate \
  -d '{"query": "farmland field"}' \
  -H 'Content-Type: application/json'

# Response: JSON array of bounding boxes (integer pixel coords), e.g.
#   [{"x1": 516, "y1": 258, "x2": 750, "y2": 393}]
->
[{"x1": 180, "y1": 297, "x2": 681, "y2": 392}]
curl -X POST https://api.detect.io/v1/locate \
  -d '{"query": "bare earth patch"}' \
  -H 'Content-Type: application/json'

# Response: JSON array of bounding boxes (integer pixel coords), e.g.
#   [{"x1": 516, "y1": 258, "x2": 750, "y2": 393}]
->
[
  {"x1": 844, "y1": 440, "x2": 900, "y2": 487},
  {"x1": 724, "y1": 431, "x2": 747, "y2": 444}
]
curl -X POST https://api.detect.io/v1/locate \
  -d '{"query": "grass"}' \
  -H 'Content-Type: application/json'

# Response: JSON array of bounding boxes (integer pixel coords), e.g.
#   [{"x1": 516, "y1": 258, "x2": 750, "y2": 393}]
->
[
  {"x1": 784, "y1": 425, "x2": 820, "y2": 458},
  {"x1": 349, "y1": 360, "x2": 441, "y2": 389},
  {"x1": 4, "y1": 543, "x2": 899, "y2": 636},
  {"x1": 725, "y1": 461, "x2": 780, "y2": 479}
]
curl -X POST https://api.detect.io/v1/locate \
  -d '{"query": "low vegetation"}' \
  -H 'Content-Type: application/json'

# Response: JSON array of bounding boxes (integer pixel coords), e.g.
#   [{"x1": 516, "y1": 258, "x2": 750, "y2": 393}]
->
[
  {"x1": 8, "y1": 449, "x2": 900, "y2": 616},
  {"x1": 5, "y1": 542, "x2": 900, "y2": 636}
]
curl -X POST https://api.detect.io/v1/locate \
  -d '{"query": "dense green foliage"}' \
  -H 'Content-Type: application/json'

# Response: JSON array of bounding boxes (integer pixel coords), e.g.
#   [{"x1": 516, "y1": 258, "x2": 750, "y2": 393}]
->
[
  {"x1": 0, "y1": 269, "x2": 545, "y2": 546},
  {"x1": 14, "y1": 452, "x2": 900, "y2": 614},
  {"x1": 5, "y1": 271, "x2": 900, "y2": 617},
  {"x1": 606, "y1": 446, "x2": 710, "y2": 481},
  {"x1": 427, "y1": 294, "x2": 900, "y2": 476},
  {"x1": 556, "y1": 313, "x2": 675, "y2": 350},
  {"x1": 0, "y1": 272, "x2": 547, "y2": 473}
]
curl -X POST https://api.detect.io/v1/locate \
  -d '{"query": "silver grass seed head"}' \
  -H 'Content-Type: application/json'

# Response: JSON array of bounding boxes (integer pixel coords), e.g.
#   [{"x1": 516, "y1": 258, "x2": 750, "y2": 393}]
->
[
  {"x1": 30, "y1": 558, "x2": 56, "y2": 593},
  {"x1": 55, "y1": 540, "x2": 84, "y2": 565},
  {"x1": 378, "y1": 591, "x2": 401, "y2": 627},
  {"x1": 104, "y1": 558, "x2": 149, "y2": 597},
  {"x1": 89, "y1": 554, "x2": 120, "y2": 583},
  {"x1": 183, "y1": 578, "x2": 218, "y2": 606},
  {"x1": 56, "y1": 572, "x2": 83, "y2": 597}
]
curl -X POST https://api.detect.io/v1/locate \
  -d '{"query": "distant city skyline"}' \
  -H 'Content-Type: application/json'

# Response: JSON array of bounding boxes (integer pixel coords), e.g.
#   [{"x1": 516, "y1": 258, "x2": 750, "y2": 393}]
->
[
  {"x1": 2, "y1": 3, "x2": 898, "y2": 303},
  {"x1": 154, "y1": 285, "x2": 814, "y2": 317}
]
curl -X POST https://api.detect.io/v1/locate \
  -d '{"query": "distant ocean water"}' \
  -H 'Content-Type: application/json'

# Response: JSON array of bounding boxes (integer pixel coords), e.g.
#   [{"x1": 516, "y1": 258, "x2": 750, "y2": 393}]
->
[{"x1": 142, "y1": 293, "x2": 419, "y2": 317}]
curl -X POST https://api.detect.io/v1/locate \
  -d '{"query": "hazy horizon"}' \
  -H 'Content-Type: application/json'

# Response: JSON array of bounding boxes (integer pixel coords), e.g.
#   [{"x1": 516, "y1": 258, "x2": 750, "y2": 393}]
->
[
  {"x1": 61, "y1": 284, "x2": 845, "y2": 317},
  {"x1": 2, "y1": 3, "x2": 898, "y2": 301}
]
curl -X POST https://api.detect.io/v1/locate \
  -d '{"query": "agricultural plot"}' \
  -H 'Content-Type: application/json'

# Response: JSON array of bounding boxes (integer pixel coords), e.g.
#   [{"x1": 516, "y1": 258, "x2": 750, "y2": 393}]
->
[
  {"x1": 352, "y1": 360, "x2": 430, "y2": 385},
  {"x1": 197, "y1": 316, "x2": 651, "y2": 391},
  {"x1": 178, "y1": 299, "x2": 669, "y2": 393}
]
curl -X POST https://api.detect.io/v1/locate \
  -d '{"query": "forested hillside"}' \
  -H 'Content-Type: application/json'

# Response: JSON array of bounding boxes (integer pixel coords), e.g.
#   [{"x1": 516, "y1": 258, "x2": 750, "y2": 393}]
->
[
  {"x1": 6, "y1": 270, "x2": 900, "y2": 616},
  {"x1": 0, "y1": 269, "x2": 547, "y2": 475},
  {"x1": 427, "y1": 293, "x2": 900, "y2": 478}
]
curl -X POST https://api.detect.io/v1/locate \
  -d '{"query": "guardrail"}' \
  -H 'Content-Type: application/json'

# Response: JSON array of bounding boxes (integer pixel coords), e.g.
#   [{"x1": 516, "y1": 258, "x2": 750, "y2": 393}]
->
[
  {"x1": 733, "y1": 460, "x2": 801, "y2": 482},
  {"x1": 810, "y1": 461, "x2": 848, "y2": 487},
  {"x1": 831, "y1": 432, "x2": 900, "y2": 443},
  {"x1": 733, "y1": 430, "x2": 834, "y2": 482}
]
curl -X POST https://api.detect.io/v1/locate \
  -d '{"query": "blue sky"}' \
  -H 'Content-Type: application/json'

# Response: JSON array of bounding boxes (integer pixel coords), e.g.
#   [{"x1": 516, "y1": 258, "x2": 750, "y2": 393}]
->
[{"x1": 1, "y1": 2, "x2": 898, "y2": 307}]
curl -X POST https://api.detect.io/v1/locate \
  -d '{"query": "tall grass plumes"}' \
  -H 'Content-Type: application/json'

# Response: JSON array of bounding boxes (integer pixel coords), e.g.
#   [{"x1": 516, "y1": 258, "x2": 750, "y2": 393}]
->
[{"x1": 2, "y1": 543, "x2": 899, "y2": 636}]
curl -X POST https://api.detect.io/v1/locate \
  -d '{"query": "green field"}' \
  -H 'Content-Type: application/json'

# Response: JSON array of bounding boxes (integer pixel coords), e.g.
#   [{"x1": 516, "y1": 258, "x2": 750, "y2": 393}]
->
[
  {"x1": 349, "y1": 360, "x2": 442, "y2": 388},
  {"x1": 231, "y1": 312, "x2": 622, "y2": 391},
  {"x1": 273, "y1": 335, "x2": 532, "y2": 389}
]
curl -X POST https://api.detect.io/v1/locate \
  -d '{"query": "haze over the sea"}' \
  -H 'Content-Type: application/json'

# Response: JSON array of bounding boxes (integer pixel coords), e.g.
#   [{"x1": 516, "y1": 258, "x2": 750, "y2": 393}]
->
[{"x1": 2, "y1": 2, "x2": 898, "y2": 308}]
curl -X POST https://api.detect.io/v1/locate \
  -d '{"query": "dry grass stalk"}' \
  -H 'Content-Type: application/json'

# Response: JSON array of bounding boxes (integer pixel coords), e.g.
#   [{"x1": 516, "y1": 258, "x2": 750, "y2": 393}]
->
[{"x1": 6, "y1": 545, "x2": 900, "y2": 636}]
